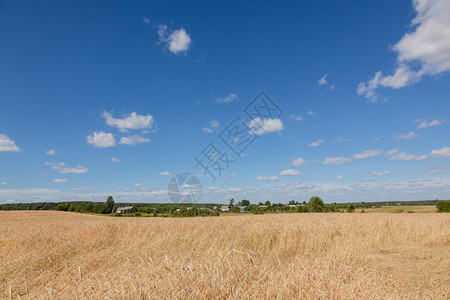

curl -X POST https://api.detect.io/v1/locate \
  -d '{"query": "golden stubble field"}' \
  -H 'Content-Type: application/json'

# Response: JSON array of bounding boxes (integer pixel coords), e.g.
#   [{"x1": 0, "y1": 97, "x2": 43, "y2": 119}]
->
[{"x1": 0, "y1": 211, "x2": 449, "y2": 299}]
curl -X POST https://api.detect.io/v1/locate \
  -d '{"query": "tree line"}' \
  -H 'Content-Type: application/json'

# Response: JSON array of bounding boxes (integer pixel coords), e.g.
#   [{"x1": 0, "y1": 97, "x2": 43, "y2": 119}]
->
[{"x1": 0, "y1": 197, "x2": 446, "y2": 216}]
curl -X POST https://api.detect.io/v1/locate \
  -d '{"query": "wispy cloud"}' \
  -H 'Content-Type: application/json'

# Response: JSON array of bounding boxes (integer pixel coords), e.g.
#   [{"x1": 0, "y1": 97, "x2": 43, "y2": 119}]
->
[
  {"x1": 289, "y1": 114, "x2": 303, "y2": 121},
  {"x1": 394, "y1": 132, "x2": 418, "y2": 140},
  {"x1": 427, "y1": 166, "x2": 445, "y2": 174},
  {"x1": 353, "y1": 149, "x2": 383, "y2": 159},
  {"x1": 385, "y1": 149, "x2": 399, "y2": 156},
  {"x1": 45, "y1": 149, "x2": 56, "y2": 156},
  {"x1": 53, "y1": 178, "x2": 67, "y2": 183},
  {"x1": 160, "y1": 171, "x2": 171, "y2": 176},
  {"x1": 280, "y1": 169, "x2": 303, "y2": 176},
  {"x1": 388, "y1": 152, "x2": 427, "y2": 161},
  {"x1": 202, "y1": 119, "x2": 219, "y2": 133},
  {"x1": 415, "y1": 118, "x2": 446, "y2": 129},
  {"x1": 256, "y1": 175, "x2": 278, "y2": 182},
  {"x1": 111, "y1": 157, "x2": 121, "y2": 163},
  {"x1": 318, "y1": 74, "x2": 335, "y2": 90},
  {"x1": 216, "y1": 93, "x2": 238, "y2": 104},
  {"x1": 119, "y1": 135, "x2": 150, "y2": 146},
  {"x1": 309, "y1": 139, "x2": 323, "y2": 147},
  {"x1": 322, "y1": 157, "x2": 352, "y2": 165},
  {"x1": 45, "y1": 162, "x2": 88, "y2": 174},
  {"x1": 372, "y1": 170, "x2": 391, "y2": 176}
]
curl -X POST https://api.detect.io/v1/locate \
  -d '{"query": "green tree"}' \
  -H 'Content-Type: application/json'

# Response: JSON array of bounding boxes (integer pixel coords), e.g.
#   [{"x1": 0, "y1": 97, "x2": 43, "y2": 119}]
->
[
  {"x1": 308, "y1": 196, "x2": 324, "y2": 212},
  {"x1": 56, "y1": 203, "x2": 68, "y2": 211},
  {"x1": 239, "y1": 199, "x2": 250, "y2": 206},
  {"x1": 105, "y1": 196, "x2": 114, "y2": 213},
  {"x1": 347, "y1": 203, "x2": 355, "y2": 213},
  {"x1": 289, "y1": 200, "x2": 296, "y2": 205},
  {"x1": 265, "y1": 200, "x2": 271, "y2": 206},
  {"x1": 231, "y1": 206, "x2": 240, "y2": 213},
  {"x1": 229, "y1": 198, "x2": 234, "y2": 207},
  {"x1": 436, "y1": 200, "x2": 450, "y2": 212}
]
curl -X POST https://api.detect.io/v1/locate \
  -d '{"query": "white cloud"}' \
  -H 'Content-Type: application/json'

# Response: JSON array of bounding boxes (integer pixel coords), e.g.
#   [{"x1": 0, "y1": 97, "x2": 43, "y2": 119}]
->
[
  {"x1": 289, "y1": 114, "x2": 303, "y2": 121},
  {"x1": 336, "y1": 136, "x2": 349, "y2": 143},
  {"x1": 157, "y1": 25, "x2": 191, "y2": 55},
  {"x1": 87, "y1": 131, "x2": 116, "y2": 148},
  {"x1": 307, "y1": 110, "x2": 315, "y2": 116},
  {"x1": 374, "y1": 137, "x2": 380, "y2": 142},
  {"x1": 364, "y1": 177, "x2": 376, "y2": 182},
  {"x1": 216, "y1": 93, "x2": 239, "y2": 103},
  {"x1": 372, "y1": 170, "x2": 391, "y2": 176},
  {"x1": 385, "y1": 149, "x2": 399, "y2": 156},
  {"x1": 0, "y1": 182, "x2": 7, "y2": 185},
  {"x1": 45, "y1": 149, "x2": 56, "y2": 156},
  {"x1": 210, "y1": 120, "x2": 219, "y2": 129},
  {"x1": 427, "y1": 166, "x2": 445, "y2": 174},
  {"x1": 322, "y1": 156, "x2": 352, "y2": 165},
  {"x1": 394, "y1": 132, "x2": 418, "y2": 140},
  {"x1": 142, "y1": 17, "x2": 151, "y2": 25},
  {"x1": 111, "y1": 157, "x2": 121, "y2": 163},
  {"x1": 318, "y1": 74, "x2": 328, "y2": 86},
  {"x1": 248, "y1": 117, "x2": 284, "y2": 135},
  {"x1": 0, "y1": 134, "x2": 21, "y2": 153},
  {"x1": 292, "y1": 157, "x2": 306, "y2": 166},
  {"x1": 202, "y1": 119, "x2": 219, "y2": 133},
  {"x1": 160, "y1": 171, "x2": 171, "y2": 176},
  {"x1": 53, "y1": 178, "x2": 67, "y2": 183},
  {"x1": 103, "y1": 111, "x2": 154, "y2": 132},
  {"x1": 388, "y1": 152, "x2": 427, "y2": 161},
  {"x1": 280, "y1": 169, "x2": 302, "y2": 176},
  {"x1": 256, "y1": 175, "x2": 278, "y2": 182},
  {"x1": 430, "y1": 147, "x2": 450, "y2": 158},
  {"x1": 119, "y1": 135, "x2": 150, "y2": 146},
  {"x1": 336, "y1": 175, "x2": 345, "y2": 180},
  {"x1": 357, "y1": 0, "x2": 450, "y2": 101},
  {"x1": 168, "y1": 28, "x2": 191, "y2": 54},
  {"x1": 45, "y1": 162, "x2": 88, "y2": 174},
  {"x1": 318, "y1": 74, "x2": 335, "y2": 89},
  {"x1": 309, "y1": 139, "x2": 324, "y2": 147},
  {"x1": 415, "y1": 119, "x2": 446, "y2": 129},
  {"x1": 133, "y1": 183, "x2": 144, "y2": 187},
  {"x1": 353, "y1": 149, "x2": 383, "y2": 159}
]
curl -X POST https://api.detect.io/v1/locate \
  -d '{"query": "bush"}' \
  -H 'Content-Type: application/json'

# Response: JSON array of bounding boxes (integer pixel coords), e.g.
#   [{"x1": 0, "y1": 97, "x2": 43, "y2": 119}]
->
[
  {"x1": 436, "y1": 200, "x2": 450, "y2": 212},
  {"x1": 347, "y1": 203, "x2": 355, "y2": 213},
  {"x1": 114, "y1": 213, "x2": 122, "y2": 217},
  {"x1": 253, "y1": 208, "x2": 264, "y2": 215},
  {"x1": 134, "y1": 212, "x2": 142, "y2": 217}
]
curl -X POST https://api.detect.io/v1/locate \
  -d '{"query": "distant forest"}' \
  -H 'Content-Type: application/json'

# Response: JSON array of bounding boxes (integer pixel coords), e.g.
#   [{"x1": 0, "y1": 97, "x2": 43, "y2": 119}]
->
[{"x1": 0, "y1": 198, "x2": 447, "y2": 215}]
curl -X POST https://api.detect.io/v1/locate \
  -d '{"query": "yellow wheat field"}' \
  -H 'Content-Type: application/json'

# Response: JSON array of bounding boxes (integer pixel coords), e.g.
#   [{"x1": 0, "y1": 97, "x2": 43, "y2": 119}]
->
[{"x1": 0, "y1": 211, "x2": 449, "y2": 299}]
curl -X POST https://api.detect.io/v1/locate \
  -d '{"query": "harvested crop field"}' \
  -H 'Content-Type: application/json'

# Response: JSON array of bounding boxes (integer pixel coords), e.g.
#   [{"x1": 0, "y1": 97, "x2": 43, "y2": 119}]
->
[{"x1": 1, "y1": 211, "x2": 449, "y2": 299}]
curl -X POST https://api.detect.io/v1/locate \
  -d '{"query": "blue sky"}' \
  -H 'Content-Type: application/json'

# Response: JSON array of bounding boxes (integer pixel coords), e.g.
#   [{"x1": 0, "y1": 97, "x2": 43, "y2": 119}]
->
[{"x1": 1, "y1": 0, "x2": 449, "y2": 204}]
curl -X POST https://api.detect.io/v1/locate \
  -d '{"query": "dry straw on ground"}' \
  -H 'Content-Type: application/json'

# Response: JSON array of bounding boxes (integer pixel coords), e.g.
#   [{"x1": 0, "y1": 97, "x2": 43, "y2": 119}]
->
[{"x1": 1, "y1": 211, "x2": 449, "y2": 299}]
